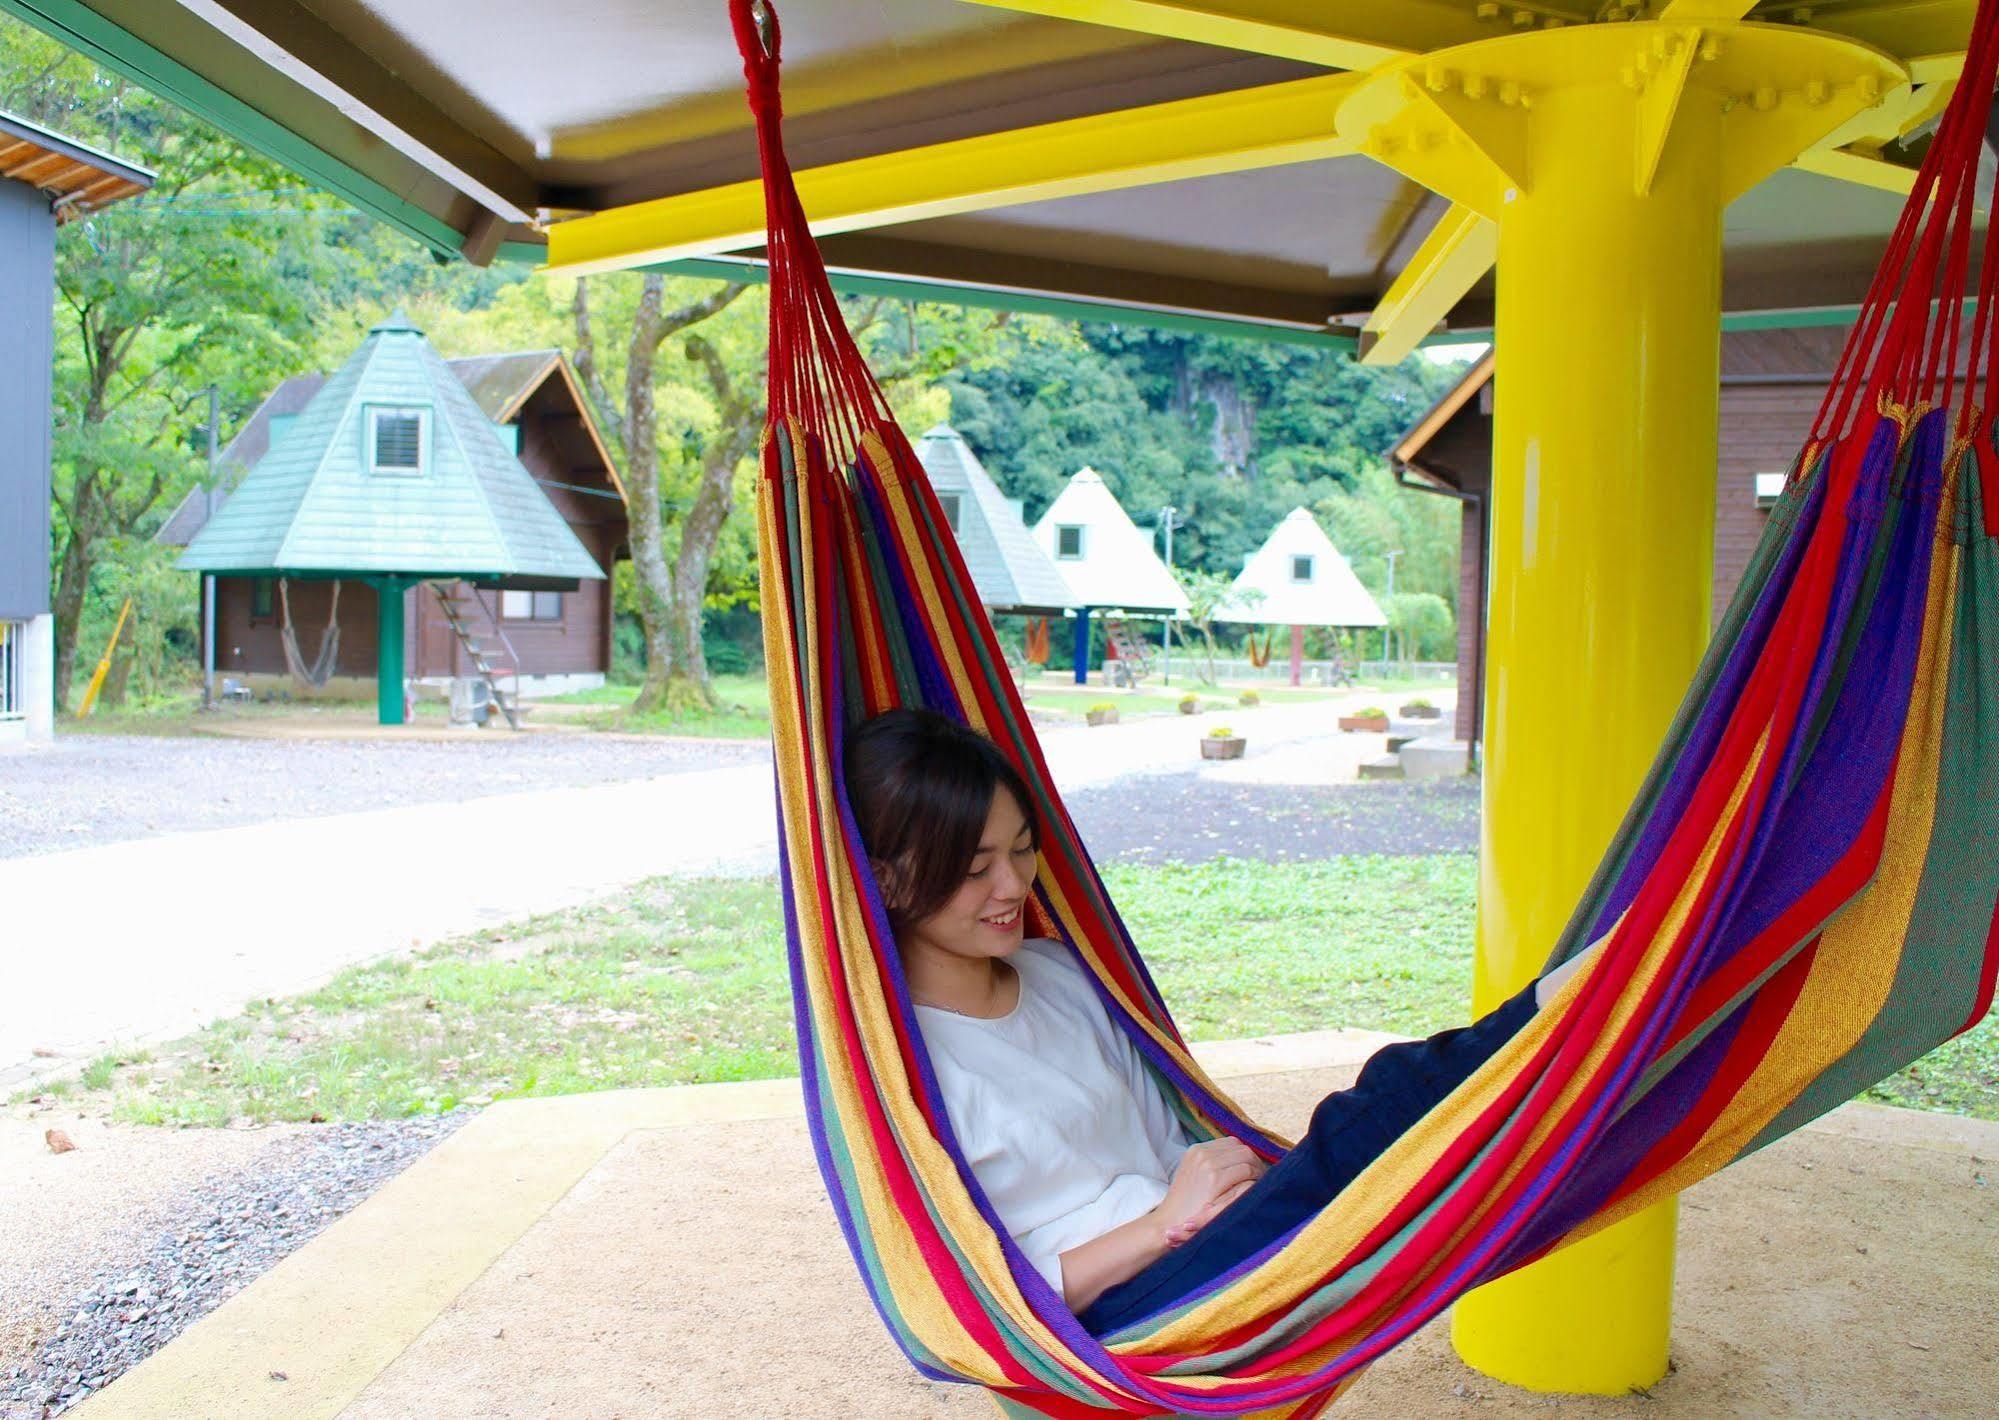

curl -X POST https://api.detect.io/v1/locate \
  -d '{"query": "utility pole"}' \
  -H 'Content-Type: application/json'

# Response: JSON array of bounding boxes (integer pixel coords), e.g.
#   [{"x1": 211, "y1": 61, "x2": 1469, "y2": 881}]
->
[
  {"x1": 1157, "y1": 506, "x2": 1186, "y2": 685},
  {"x1": 1384, "y1": 548, "x2": 1403, "y2": 669},
  {"x1": 202, "y1": 385, "x2": 219, "y2": 709}
]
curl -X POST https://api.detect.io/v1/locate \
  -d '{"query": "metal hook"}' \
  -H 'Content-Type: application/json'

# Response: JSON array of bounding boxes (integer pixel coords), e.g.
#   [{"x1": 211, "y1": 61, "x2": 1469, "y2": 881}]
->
[{"x1": 750, "y1": 0, "x2": 776, "y2": 59}]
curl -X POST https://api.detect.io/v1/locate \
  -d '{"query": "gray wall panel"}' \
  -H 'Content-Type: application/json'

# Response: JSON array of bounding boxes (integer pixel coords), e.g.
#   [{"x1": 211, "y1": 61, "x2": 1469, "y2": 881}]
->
[{"x1": 0, "y1": 181, "x2": 54, "y2": 619}]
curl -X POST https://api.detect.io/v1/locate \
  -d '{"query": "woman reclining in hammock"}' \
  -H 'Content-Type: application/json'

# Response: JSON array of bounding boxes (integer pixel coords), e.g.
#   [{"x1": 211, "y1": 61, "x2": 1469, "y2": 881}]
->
[{"x1": 845, "y1": 708, "x2": 1590, "y2": 1334}]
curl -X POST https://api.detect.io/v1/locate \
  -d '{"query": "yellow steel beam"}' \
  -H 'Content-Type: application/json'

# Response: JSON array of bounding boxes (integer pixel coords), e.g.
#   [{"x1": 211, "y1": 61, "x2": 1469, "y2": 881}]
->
[
  {"x1": 1658, "y1": 0, "x2": 1755, "y2": 17},
  {"x1": 957, "y1": 0, "x2": 1503, "y2": 71},
  {"x1": 1792, "y1": 144, "x2": 1920, "y2": 193},
  {"x1": 1362, "y1": 203, "x2": 1495, "y2": 365},
  {"x1": 1799, "y1": 0, "x2": 1975, "y2": 61},
  {"x1": 544, "y1": 73, "x2": 1363, "y2": 276}
]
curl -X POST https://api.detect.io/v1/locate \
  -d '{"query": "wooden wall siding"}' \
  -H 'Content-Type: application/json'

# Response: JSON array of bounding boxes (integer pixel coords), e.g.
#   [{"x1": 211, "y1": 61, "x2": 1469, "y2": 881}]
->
[
  {"x1": 209, "y1": 575, "x2": 383, "y2": 679},
  {"x1": 1456, "y1": 501, "x2": 1485, "y2": 744},
  {"x1": 1712, "y1": 383, "x2": 1816, "y2": 630},
  {"x1": 1433, "y1": 375, "x2": 1823, "y2": 745},
  {"x1": 0, "y1": 181, "x2": 55, "y2": 620}
]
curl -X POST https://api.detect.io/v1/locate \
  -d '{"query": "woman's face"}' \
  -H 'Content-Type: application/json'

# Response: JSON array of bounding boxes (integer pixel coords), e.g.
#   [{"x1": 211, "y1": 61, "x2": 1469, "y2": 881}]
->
[{"x1": 905, "y1": 785, "x2": 1037, "y2": 961}]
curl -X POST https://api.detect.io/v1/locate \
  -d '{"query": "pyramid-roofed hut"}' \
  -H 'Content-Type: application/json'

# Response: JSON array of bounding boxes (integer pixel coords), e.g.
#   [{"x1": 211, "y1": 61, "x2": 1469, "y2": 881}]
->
[
  {"x1": 178, "y1": 314, "x2": 603, "y2": 585},
  {"x1": 176, "y1": 313, "x2": 605, "y2": 723},
  {"x1": 1030, "y1": 465, "x2": 1187, "y2": 684},
  {"x1": 1031, "y1": 467, "x2": 1188, "y2": 615},
  {"x1": 1214, "y1": 508, "x2": 1384, "y2": 628},
  {"x1": 913, "y1": 425, "x2": 1073, "y2": 616},
  {"x1": 1212, "y1": 507, "x2": 1384, "y2": 686}
]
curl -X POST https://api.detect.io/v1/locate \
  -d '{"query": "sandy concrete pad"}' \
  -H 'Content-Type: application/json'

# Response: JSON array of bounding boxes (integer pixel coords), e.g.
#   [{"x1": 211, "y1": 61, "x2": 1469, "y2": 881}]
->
[{"x1": 78, "y1": 1030, "x2": 1997, "y2": 1420}]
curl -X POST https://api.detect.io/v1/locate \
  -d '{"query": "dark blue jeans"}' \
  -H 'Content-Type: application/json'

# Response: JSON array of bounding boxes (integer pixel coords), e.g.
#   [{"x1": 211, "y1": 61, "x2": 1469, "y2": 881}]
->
[{"x1": 1076, "y1": 981, "x2": 1543, "y2": 1335}]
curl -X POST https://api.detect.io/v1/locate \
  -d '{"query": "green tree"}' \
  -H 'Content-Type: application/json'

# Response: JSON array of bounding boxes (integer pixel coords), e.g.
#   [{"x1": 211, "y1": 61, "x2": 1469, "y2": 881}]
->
[
  {"x1": 3, "y1": 25, "x2": 341, "y2": 709},
  {"x1": 1384, "y1": 591, "x2": 1455, "y2": 664},
  {"x1": 572, "y1": 273, "x2": 756, "y2": 714}
]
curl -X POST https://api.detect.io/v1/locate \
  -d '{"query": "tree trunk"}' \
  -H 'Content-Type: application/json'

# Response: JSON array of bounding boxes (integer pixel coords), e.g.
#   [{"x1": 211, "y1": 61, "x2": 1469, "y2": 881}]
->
[
  {"x1": 49, "y1": 534, "x2": 93, "y2": 714},
  {"x1": 573, "y1": 274, "x2": 747, "y2": 719},
  {"x1": 621, "y1": 280, "x2": 683, "y2": 715}
]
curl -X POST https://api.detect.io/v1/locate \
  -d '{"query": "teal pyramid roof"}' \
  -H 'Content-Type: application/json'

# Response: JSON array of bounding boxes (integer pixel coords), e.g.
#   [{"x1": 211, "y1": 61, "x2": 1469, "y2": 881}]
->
[
  {"x1": 177, "y1": 313, "x2": 604, "y2": 582},
  {"x1": 915, "y1": 425, "x2": 1074, "y2": 614}
]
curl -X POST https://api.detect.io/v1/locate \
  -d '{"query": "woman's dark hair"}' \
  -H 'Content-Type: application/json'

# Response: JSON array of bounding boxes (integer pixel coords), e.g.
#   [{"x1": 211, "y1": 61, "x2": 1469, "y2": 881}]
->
[{"x1": 844, "y1": 708, "x2": 1039, "y2": 930}]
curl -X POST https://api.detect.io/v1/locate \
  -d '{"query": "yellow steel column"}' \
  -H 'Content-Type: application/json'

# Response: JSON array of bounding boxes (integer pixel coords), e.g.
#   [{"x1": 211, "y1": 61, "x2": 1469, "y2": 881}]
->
[
  {"x1": 1335, "y1": 21, "x2": 1903, "y2": 1395},
  {"x1": 1451, "y1": 70, "x2": 1723, "y2": 1394}
]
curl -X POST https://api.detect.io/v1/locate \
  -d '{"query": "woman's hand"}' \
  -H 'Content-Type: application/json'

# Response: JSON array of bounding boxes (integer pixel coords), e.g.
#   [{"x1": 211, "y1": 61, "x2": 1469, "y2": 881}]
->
[{"x1": 1154, "y1": 1138, "x2": 1267, "y2": 1248}]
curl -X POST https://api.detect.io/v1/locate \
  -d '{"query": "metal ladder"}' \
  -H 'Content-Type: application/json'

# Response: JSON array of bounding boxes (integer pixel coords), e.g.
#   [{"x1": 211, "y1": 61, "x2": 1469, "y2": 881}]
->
[
  {"x1": 430, "y1": 582, "x2": 523, "y2": 729},
  {"x1": 1102, "y1": 617, "x2": 1152, "y2": 685}
]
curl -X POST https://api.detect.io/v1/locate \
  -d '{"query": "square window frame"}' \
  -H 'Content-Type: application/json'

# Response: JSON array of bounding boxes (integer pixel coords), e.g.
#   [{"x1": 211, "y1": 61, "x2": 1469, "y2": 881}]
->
[
  {"x1": 366, "y1": 405, "x2": 431, "y2": 477},
  {"x1": 1055, "y1": 524, "x2": 1085, "y2": 560}
]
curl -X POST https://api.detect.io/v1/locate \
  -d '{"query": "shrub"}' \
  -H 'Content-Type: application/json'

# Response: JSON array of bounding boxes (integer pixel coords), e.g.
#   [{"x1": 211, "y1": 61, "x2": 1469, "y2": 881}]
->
[
  {"x1": 1405, "y1": 696, "x2": 1436, "y2": 711},
  {"x1": 1207, "y1": 724, "x2": 1235, "y2": 739},
  {"x1": 1238, "y1": 689, "x2": 1261, "y2": 707},
  {"x1": 1354, "y1": 706, "x2": 1387, "y2": 719},
  {"x1": 1179, "y1": 693, "x2": 1198, "y2": 709},
  {"x1": 1089, "y1": 702, "x2": 1118, "y2": 715}
]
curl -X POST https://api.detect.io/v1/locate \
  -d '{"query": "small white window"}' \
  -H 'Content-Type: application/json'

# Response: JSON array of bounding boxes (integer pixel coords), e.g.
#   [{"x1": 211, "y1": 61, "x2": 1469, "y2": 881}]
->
[
  {"x1": 1291, "y1": 554, "x2": 1315, "y2": 583},
  {"x1": 501, "y1": 590, "x2": 562, "y2": 621},
  {"x1": 1056, "y1": 525, "x2": 1084, "y2": 559},
  {"x1": 369, "y1": 406, "x2": 428, "y2": 475},
  {"x1": 937, "y1": 493, "x2": 961, "y2": 533}
]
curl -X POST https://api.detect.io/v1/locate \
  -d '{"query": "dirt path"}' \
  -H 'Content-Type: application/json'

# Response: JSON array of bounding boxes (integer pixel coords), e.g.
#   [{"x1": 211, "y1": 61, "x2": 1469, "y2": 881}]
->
[{"x1": 0, "y1": 734, "x2": 767, "y2": 861}]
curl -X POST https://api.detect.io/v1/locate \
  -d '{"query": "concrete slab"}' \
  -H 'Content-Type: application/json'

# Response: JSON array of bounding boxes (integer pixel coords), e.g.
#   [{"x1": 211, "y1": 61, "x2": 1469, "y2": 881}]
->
[
  {"x1": 72, "y1": 1031, "x2": 1999, "y2": 1420},
  {"x1": 1402, "y1": 737, "x2": 1471, "y2": 781}
]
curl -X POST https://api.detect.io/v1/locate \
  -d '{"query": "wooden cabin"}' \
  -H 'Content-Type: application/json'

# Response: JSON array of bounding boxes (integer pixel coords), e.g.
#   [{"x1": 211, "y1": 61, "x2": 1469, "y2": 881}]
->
[
  {"x1": 1391, "y1": 326, "x2": 1849, "y2": 746},
  {"x1": 159, "y1": 344, "x2": 626, "y2": 701}
]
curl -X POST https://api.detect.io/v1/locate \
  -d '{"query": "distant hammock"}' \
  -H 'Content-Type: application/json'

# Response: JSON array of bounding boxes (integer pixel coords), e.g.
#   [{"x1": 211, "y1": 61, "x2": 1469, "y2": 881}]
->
[
  {"x1": 1023, "y1": 615, "x2": 1051, "y2": 667},
  {"x1": 278, "y1": 578, "x2": 341, "y2": 689}
]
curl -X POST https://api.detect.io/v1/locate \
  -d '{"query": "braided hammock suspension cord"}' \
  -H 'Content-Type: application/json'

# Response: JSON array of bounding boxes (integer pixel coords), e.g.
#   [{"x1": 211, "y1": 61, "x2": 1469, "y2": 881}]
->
[
  {"x1": 277, "y1": 577, "x2": 342, "y2": 690},
  {"x1": 1245, "y1": 630, "x2": 1272, "y2": 669},
  {"x1": 738, "y1": 0, "x2": 1999, "y2": 1411}
]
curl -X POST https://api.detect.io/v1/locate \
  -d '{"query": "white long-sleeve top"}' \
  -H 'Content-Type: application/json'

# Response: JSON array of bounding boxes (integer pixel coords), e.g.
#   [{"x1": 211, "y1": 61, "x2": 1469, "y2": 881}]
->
[{"x1": 914, "y1": 937, "x2": 1193, "y2": 1295}]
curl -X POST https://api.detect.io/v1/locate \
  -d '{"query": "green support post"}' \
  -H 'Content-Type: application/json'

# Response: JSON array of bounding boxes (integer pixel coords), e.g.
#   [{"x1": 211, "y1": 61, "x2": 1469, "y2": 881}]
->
[{"x1": 375, "y1": 575, "x2": 408, "y2": 725}]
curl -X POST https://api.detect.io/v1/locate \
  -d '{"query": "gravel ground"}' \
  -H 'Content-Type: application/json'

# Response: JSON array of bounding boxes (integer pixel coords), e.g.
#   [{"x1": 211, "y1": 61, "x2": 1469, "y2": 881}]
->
[
  {"x1": 1067, "y1": 773, "x2": 1481, "y2": 863},
  {"x1": 0, "y1": 734, "x2": 768, "y2": 860},
  {"x1": 1, "y1": 1112, "x2": 472, "y2": 1419}
]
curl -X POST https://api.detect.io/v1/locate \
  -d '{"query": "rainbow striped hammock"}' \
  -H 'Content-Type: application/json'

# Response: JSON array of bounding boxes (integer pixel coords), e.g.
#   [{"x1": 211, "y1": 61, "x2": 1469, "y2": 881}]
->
[{"x1": 736, "y1": 2, "x2": 1999, "y2": 1414}]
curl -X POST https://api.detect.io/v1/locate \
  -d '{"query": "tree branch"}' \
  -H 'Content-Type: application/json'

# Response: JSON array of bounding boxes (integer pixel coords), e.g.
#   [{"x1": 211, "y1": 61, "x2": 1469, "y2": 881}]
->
[
  {"x1": 571, "y1": 277, "x2": 628, "y2": 458},
  {"x1": 655, "y1": 282, "x2": 749, "y2": 346}
]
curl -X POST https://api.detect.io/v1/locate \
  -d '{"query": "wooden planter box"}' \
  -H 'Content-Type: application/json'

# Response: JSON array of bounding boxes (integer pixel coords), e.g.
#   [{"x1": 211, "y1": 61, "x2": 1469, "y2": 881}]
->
[
  {"x1": 1400, "y1": 703, "x2": 1443, "y2": 719},
  {"x1": 1200, "y1": 735, "x2": 1246, "y2": 760},
  {"x1": 1339, "y1": 713, "x2": 1390, "y2": 733},
  {"x1": 1086, "y1": 708, "x2": 1120, "y2": 727},
  {"x1": 1178, "y1": 700, "x2": 1198, "y2": 716}
]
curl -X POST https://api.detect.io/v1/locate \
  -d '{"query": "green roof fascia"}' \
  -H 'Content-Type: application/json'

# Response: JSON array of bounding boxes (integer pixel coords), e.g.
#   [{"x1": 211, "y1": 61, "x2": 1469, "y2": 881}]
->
[
  {"x1": 541, "y1": 252, "x2": 1362, "y2": 352},
  {"x1": 0, "y1": 0, "x2": 465, "y2": 259},
  {"x1": 196, "y1": 568, "x2": 584, "y2": 585}
]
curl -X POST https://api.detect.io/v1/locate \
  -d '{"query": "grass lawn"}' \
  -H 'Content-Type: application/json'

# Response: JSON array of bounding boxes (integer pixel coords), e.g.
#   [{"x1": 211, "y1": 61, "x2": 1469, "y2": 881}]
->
[
  {"x1": 548, "y1": 674, "x2": 773, "y2": 739},
  {"x1": 56, "y1": 688, "x2": 457, "y2": 736},
  {"x1": 1022, "y1": 689, "x2": 1240, "y2": 720},
  {"x1": 24, "y1": 857, "x2": 1993, "y2": 1129},
  {"x1": 1018, "y1": 679, "x2": 1379, "y2": 720}
]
